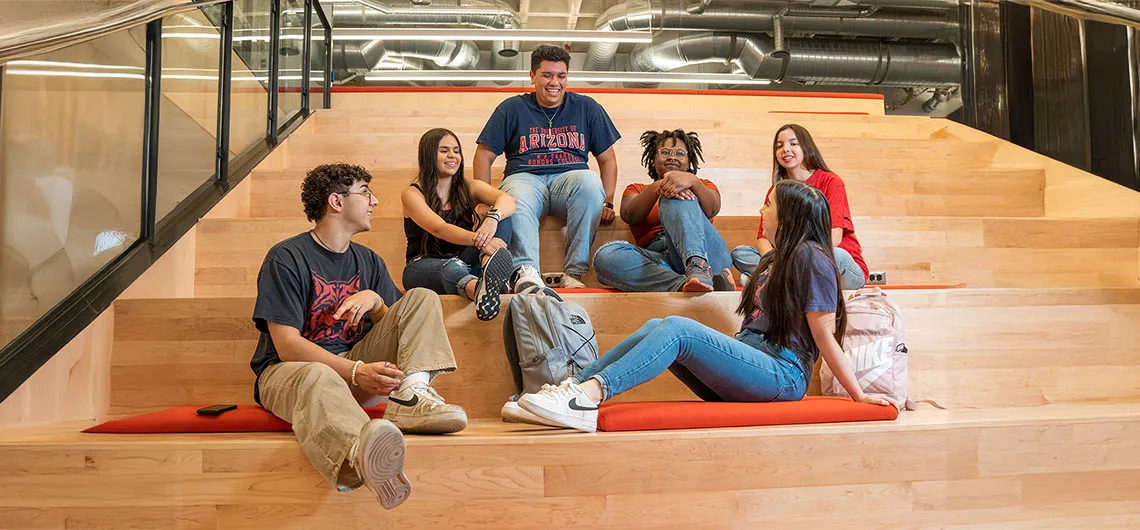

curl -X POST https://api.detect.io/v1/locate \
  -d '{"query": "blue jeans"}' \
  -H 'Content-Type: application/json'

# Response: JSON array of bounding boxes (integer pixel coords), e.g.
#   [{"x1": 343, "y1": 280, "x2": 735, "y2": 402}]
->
[
  {"x1": 593, "y1": 197, "x2": 732, "y2": 292},
  {"x1": 731, "y1": 245, "x2": 866, "y2": 290},
  {"x1": 402, "y1": 217, "x2": 513, "y2": 299},
  {"x1": 499, "y1": 169, "x2": 604, "y2": 276},
  {"x1": 571, "y1": 316, "x2": 808, "y2": 403}
]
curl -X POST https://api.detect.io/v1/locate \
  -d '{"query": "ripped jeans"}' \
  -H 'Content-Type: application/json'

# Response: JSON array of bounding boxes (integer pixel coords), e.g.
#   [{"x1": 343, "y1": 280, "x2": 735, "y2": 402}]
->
[{"x1": 402, "y1": 217, "x2": 513, "y2": 299}]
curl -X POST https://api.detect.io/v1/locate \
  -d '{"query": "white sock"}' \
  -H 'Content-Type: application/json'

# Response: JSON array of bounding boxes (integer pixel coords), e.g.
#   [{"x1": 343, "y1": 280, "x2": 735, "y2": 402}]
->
[{"x1": 398, "y1": 371, "x2": 430, "y2": 392}]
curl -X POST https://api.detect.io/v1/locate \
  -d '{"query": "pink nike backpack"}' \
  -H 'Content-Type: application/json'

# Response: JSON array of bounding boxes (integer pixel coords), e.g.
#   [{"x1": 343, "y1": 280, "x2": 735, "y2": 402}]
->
[{"x1": 820, "y1": 287, "x2": 912, "y2": 409}]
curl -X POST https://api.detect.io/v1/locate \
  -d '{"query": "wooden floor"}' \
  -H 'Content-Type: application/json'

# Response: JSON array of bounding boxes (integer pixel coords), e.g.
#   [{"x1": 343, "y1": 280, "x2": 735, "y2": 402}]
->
[{"x1": 4, "y1": 92, "x2": 1140, "y2": 528}]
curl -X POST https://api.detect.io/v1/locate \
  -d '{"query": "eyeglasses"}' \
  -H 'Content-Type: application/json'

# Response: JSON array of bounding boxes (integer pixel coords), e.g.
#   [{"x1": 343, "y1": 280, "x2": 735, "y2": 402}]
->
[
  {"x1": 340, "y1": 189, "x2": 374, "y2": 200},
  {"x1": 658, "y1": 148, "x2": 688, "y2": 158}
]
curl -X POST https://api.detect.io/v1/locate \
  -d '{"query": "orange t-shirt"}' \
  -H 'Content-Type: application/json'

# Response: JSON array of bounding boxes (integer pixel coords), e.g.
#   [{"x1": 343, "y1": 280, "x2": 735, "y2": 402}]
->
[{"x1": 623, "y1": 179, "x2": 720, "y2": 247}]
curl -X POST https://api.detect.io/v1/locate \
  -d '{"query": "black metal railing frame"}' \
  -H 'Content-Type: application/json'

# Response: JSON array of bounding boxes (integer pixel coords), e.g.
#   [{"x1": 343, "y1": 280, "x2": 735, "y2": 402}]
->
[{"x1": 0, "y1": 0, "x2": 334, "y2": 402}]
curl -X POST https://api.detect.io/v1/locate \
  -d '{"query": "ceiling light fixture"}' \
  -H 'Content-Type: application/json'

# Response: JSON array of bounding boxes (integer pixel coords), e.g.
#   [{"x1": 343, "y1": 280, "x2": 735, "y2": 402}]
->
[{"x1": 363, "y1": 70, "x2": 771, "y2": 85}]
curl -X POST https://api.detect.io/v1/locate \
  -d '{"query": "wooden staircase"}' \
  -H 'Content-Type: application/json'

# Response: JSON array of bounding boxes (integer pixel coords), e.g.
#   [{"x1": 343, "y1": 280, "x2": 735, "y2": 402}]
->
[{"x1": 3, "y1": 91, "x2": 1140, "y2": 529}]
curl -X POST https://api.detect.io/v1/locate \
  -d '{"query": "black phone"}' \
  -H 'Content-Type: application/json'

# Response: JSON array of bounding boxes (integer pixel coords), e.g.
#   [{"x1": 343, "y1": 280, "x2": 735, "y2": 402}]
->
[{"x1": 196, "y1": 404, "x2": 237, "y2": 416}]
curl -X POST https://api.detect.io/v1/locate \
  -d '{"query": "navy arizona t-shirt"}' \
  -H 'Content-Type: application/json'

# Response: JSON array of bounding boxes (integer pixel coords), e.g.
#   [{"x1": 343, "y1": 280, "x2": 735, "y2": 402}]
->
[
  {"x1": 476, "y1": 91, "x2": 621, "y2": 177},
  {"x1": 249, "y1": 232, "x2": 402, "y2": 403}
]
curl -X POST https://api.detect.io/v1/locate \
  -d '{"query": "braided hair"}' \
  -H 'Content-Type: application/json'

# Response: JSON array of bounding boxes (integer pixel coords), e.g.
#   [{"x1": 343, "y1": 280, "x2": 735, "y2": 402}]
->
[{"x1": 639, "y1": 129, "x2": 704, "y2": 181}]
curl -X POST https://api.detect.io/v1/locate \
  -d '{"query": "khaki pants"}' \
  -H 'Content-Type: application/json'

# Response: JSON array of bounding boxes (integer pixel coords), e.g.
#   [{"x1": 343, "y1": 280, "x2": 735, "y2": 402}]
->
[{"x1": 258, "y1": 288, "x2": 457, "y2": 489}]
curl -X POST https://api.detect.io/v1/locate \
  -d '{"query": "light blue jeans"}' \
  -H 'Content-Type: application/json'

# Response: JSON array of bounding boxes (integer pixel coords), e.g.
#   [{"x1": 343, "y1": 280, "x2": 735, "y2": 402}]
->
[
  {"x1": 593, "y1": 197, "x2": 732, "y2": 292},
  {"x1": 731, "y1": 245, "x2": 866, "y2": 290},
  {"x1": 571, "y1": 316, "x2": 809, "y2": 403},
  {"x1": 499, "y1": 169, "x2": 604, "y2": 276}
]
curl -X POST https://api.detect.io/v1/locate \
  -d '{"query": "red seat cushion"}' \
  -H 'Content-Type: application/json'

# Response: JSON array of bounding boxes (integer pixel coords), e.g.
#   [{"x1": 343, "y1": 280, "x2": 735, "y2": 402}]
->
[
  {"x1": 83, "y1": 404, "x2": 387, "y2": 434},
  {"x1": 596, "y1": 397, "x2": 897, "y2": 432}
]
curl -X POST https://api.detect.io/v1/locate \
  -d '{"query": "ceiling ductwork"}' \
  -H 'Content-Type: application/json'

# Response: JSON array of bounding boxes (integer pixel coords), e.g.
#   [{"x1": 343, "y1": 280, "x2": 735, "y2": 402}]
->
[
  {"x1": 381, "y1": 39, "x2": 480, "y2": 85},
  {"x1": 585, "y1": 0, "x2": 959, "y2": 75},
  {"x1": 627, "y1": 32, "x2": 961, "y2": 88},
  {"x1": 328, "y1": 0, "x2": 521, "y2": 84}
]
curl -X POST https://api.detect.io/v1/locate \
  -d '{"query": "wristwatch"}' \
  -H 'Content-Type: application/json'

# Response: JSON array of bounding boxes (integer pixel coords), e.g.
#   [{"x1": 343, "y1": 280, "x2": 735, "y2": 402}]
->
[{"x1": 603, "y1": 201, "x2": 614, "y2": 209}]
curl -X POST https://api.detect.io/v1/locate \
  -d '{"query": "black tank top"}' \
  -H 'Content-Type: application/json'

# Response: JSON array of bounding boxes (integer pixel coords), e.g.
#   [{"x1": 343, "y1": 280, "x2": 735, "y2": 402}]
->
[{"x1": 404, "y1": 184, "x2": 474, "y2": 262}]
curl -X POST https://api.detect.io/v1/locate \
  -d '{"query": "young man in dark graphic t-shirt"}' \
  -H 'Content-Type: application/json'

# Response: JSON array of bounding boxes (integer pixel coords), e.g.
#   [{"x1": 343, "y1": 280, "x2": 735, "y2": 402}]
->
[
  {"x1": 474, "y1": 44, "x2": 621, "y2": 288},
  {"x1": 250, "y1": 164, "x2": 465, "y2": 509}
]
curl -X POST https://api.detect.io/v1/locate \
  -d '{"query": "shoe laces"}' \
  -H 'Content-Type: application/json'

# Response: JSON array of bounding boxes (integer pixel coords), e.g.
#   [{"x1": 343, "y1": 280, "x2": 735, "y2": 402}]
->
[
  {"x1": 537, "y1": 379, "x2": 581, "y2": 399},
  {"x1": 409, "y1": 382, "x2": 446, "y2": 404}
]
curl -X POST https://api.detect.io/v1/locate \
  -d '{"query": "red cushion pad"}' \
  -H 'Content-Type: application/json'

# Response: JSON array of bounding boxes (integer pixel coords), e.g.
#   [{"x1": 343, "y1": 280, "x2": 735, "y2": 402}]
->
[
  {"x1": 596, "y1": 397, "x2": 898, "y2": 432},
  {"x1": 83, "y1": 405, "x2": 387, "y2": 434}
]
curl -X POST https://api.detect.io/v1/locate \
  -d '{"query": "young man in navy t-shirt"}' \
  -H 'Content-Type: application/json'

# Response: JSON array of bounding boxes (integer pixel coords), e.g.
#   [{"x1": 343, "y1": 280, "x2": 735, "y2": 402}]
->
[
  {"x1": 473, "y1": 45, "x2": 621, "y2": 288},
  {"x1": 250, "y1": 164, "x2": 467, "y2": 509}
]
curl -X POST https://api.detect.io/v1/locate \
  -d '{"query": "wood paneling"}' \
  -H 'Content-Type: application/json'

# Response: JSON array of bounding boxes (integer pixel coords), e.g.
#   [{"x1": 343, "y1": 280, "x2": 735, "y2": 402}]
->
[
  {"x1": 0, "y1": 309, "x2": 114, "y2": 428},
  {"x1": 191, "y1": 215, "x2": 1140, "y2": 297},
  {"x1": 109, "y1": 288, "x2": 1140, "y2": 417}
]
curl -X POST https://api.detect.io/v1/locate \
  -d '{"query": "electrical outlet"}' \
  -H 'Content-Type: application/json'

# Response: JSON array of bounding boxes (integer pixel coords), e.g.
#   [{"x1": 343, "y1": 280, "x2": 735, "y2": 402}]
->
[{"x1": 867, "y1": 271, "x2": 887, "y2": 285}]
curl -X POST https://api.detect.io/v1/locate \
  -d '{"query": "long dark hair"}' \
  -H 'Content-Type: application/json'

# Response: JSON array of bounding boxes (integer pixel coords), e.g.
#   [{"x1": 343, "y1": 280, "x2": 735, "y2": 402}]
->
[
  {"x1": 737, "y1": 179, "x2": 846, "y2": 349},
  {"x1": 772, "y1": 124, "x2": 833, "y2": 186},
  {"x1": 415, "y1": 128, "x2": 477, "y2": 254},
  {"x1": 640, "y1": 129, "x2": 704, "y2": 181}
]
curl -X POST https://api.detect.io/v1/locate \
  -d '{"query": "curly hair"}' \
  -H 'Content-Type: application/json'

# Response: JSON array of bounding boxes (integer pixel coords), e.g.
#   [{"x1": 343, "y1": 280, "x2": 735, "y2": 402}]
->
[
  {"x1": 640, "y1": 129, "x2": 704, "y2": 181},
  {"x1": 530, "y1": 44, "x2": 571, "y2": 72},
  {"x1": 300, "y1": 163, "x2": 373, "y2": 222}
]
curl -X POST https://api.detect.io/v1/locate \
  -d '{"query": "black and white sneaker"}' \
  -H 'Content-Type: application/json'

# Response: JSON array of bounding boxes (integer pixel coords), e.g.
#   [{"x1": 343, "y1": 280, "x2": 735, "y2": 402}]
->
[{"x1": 475, "y1": 248, "x2": 513, "y2": 321}]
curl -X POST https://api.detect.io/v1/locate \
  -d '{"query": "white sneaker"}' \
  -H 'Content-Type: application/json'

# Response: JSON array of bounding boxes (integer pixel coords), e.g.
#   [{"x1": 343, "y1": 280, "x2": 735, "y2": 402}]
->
[
  {"x1": 350, "y1": 419, "x2": 412, "y2": 509},
  {"x1": 560, "y1": 274, "x2": 587, "y2": 289},
  {"x1": 518, "y1": 380, "x2": 599, "y2": 432},
  {"x1": 501, "y1": 401, "x2": 567, "y2": 428},
  {"x1": 384, "y1": 383, "x2": 468, "y2": 434},
  {"x1": 513, "y1": 264, "x2": 543, "y2": 293}
]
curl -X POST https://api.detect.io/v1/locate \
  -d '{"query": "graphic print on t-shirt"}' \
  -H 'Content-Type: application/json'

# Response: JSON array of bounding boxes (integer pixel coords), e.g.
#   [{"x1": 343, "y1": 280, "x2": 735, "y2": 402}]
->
[
  {"x1": 303, "y1": 271, "x2": 365, "y2": 345},
  {"x1": 517, "y1": 125, "x2": 588, "y2": 168}
]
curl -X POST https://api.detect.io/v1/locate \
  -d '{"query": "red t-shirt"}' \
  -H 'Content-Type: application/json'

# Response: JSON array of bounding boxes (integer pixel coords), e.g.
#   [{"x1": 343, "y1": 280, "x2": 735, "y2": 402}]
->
[
  {"x1": 624, "y1": 179, "x2": 720, "y2": 248},
  {"x1": 757, "y1": 169, "x2": 869, "y2": 280}
]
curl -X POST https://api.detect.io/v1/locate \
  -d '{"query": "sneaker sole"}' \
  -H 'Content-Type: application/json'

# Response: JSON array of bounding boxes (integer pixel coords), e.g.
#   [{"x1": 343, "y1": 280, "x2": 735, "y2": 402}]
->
[
  {"x1": 712, "y1": 272, "x2": 736, "y2": 292},
  {"x1": 517, "y1": 396, "x2": 597, "y2": 433},
  {"x1": 358, "y1": 419, "x2": 411, "y2": 509},
  {"x1": 680, "y1": 276, "x2": 714, "y2": 293},
  {"x1": 476, "y1": 249, "x2": 513, "y2": 321},
  {"x1": 388, "y1": 410, "x2": 469, "y2": 435},
  {"x1": 501, "y1": 403, "x2": 567, "y2": 428}
]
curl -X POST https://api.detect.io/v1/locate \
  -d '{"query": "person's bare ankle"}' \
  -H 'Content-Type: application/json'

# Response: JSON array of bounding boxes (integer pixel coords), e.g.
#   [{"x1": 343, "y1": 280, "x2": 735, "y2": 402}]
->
[{"x1": 581, "y1": 379, "x2": 604, "y2": 403}]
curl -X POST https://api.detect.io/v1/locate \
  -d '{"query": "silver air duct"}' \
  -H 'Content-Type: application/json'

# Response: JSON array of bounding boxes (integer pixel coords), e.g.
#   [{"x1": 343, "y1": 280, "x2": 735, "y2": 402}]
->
[
  {"x1": 381, "y1": 39, "x2": 480, "y2": 86},
  {"x1": 586, "y1": 0, "x2": 959, "y2": 74},
  {"x1": 329, "y1": 0, "x2": 520, "y2": 81},
  {"x1": 627, "y1": 32, "x2": 961, "y2": 88}
]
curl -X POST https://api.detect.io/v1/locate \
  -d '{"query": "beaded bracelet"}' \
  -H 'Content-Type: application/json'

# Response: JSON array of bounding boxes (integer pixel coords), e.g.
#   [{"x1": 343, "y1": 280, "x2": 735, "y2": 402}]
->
[{"x1": 350, "y1": 360, "x2": 364, "y2": 387}]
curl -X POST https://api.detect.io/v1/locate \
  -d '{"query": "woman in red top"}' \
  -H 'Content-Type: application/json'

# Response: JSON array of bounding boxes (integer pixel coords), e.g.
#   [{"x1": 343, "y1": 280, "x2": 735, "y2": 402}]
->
[{"x1": 731, "y1": 124, "x2": 869, "y2": 290}]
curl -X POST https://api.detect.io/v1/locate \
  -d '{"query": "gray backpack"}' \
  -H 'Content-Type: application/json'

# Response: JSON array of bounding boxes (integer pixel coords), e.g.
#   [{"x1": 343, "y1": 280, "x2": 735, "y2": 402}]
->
[{"x1": 503, "y1": 285, "x2": 599, "y2": 396}]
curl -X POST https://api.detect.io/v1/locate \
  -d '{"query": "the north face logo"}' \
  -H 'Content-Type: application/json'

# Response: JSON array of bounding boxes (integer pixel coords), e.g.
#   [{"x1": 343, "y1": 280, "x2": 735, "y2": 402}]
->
[{"x1": 569, "y1": 314, "x2": 586, "y2": 325}]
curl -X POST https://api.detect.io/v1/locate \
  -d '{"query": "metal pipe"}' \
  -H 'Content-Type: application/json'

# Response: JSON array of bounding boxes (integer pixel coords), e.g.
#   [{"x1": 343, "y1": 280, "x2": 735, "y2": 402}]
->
[
  {"x1": 215, "y1": 1, "x2": 234, "y2": 182},
  {"x1": 627, "y1": 32, "x2": 961, "y2": 87},
  {"x1": 586, "y1": 0, "x2": 959, "y2": 73},
  {"x1": 268, "y1": 0, "x2": 282, "y2": 140},
  {"x1": 142, "y1": 19, "x2": 163, "y2": 244}
]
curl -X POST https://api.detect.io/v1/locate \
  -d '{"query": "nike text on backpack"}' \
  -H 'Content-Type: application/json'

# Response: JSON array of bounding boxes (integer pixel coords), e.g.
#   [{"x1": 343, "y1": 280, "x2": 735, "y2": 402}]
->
[{"x1": 502, "y1": 285, "x2": 599, "y2": 397}]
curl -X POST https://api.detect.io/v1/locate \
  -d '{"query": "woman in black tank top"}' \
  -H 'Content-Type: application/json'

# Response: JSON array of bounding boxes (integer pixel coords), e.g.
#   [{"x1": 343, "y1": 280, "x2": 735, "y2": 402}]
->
[{"x1": 401, "y1": 128, "x2": 518, "y2": 321}]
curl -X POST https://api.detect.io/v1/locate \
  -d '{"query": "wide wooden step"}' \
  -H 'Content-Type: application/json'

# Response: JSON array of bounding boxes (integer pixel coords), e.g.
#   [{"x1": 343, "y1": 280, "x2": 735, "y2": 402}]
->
[
  {"x1": 246, "y1": 167, "x2": 1046, "y2": 219},
  {"x1": 3, "y1": 403, "x2": 1140, "y2": 528},
  {"x1": 305, "y1": 109, "x2": 960, "y2": 140},
  {"x1": 263, "y1": 134, "x2": 1001, "y2": 174},
  {"x1": 193, "y1": 216, "x2": 1140, "y2": 297},
  {"x1": 109, "y1": 288, "x2": 1140, "y2": 418}
]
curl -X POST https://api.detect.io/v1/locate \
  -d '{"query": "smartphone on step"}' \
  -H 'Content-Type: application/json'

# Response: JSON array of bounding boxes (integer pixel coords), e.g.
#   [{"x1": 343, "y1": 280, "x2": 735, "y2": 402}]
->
[{"x1": 196, "y1": 404, "x2": 237, "y2": 416}]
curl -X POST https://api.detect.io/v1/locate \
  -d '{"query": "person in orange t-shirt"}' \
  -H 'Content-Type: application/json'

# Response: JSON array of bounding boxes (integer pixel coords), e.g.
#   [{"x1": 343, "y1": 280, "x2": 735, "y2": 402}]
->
[
  {"x1": 593, "y1": 130, "x2": 734, "y2": 292},
  {"x1": 731, "y1": 124, "x2": 869, "y2": 290}
]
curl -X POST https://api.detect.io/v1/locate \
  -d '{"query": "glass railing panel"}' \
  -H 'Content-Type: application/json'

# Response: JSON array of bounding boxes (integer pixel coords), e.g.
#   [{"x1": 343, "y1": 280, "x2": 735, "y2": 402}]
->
[
  {"x1": 156, "y1": 5, "x2": 224, "y2": 220},
  {"x1": 277, "y1": 0, "x2": 305, "y2": 123},
  {"x1": 231, "y1": 0, "x2": 271, "y2": 155},
  {"x1": 0, "y1": 29, "x2": 146, "y2": 348}
]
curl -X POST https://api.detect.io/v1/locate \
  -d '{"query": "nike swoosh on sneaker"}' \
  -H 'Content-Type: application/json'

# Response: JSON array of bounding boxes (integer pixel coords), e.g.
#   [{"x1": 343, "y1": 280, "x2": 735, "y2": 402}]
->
[
  {"x1": 568, "y1": 397, "x2": 598, "y2": 411},
  {"x1": 389, "y1": 394, "x2": 419, "y2": 407}
]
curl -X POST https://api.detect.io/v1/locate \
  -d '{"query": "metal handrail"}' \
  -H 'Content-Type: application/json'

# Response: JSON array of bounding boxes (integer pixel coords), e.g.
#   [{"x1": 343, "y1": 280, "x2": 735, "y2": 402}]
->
[
  {"x1": 0, "y1": 0, "x2": 230, "y2": 65},
  {"x1": 1014, "y1": 0, "x2": 1140, "y2": 29}
]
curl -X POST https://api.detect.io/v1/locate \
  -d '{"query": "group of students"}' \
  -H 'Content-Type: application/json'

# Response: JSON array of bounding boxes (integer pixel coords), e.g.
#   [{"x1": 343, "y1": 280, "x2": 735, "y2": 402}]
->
[{"x1": 248, "y1": 44, "x2": 891, "y2": 510}]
